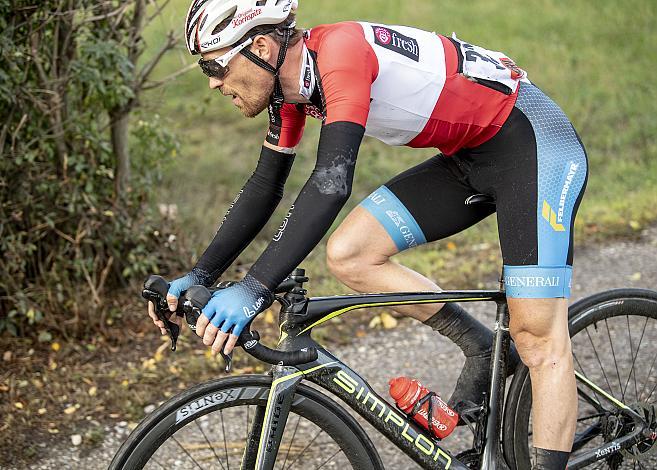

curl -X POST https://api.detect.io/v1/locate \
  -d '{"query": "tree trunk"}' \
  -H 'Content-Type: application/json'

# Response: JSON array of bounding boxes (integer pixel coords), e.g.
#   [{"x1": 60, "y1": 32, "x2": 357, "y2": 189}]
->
[{"x1": 110, "y1": 109, "x2": 130, "y2": 200}]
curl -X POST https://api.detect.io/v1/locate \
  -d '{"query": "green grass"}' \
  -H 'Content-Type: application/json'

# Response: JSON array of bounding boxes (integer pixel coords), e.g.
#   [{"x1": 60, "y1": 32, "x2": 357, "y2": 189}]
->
[{"x1": 139, "y1": 0, "x2": 657, "y2": 292}]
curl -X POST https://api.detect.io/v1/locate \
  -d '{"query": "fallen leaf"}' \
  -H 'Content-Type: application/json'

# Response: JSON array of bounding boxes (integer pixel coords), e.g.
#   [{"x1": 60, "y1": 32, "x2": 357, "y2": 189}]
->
[
  {"x1": 88, "y1": 386, "x2": 97, "y2": 397},
  {"x1": 14, "y1": 402, "x2": 23, "y2": 410},
  {"x1": 51, "y1": 342, "x2": 61, "y2": 352},
  {"x1": 368, "y1": 316, "x2": 381, "y2": 329},
  {"x1": 446, "y1": 241, "x2": 457, "y2": 251},
  {"x1": 64, "y1": 405, "x2": 77, "y2": 415},
  {"x1": 3, "y1": 351, "x2": 11, "y2": 362},
  {"x1": 629, "y1": 220, "x2": 641, "y2": 231},
  {"x1": 630, "y1": 272, "x2": 642, "y2": 281},
  {"x1": 381, "y1": 312, "x2": 398, "y2": 329},
  {"x1": 38, "y1": 408, "x2": 47, "y2": 415}
]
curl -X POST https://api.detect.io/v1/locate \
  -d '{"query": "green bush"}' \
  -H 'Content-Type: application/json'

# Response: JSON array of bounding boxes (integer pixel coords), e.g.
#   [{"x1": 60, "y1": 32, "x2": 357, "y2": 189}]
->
[{"x1": 0, "y1": 1, "x2": 182, "y2": 337}]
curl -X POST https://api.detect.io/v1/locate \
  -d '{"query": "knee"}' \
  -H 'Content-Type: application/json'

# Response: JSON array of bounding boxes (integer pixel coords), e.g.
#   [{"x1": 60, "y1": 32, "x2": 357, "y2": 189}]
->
[
  {"x1": 326, "y1": 232, "x2": 385, "y2": 282},
  {"x1": 510, "y1": 323, "x2": 572, "y2": 370}
]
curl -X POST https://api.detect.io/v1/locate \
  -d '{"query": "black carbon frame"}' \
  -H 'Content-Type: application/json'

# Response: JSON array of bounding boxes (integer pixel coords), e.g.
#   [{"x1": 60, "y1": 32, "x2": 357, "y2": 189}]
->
[{"x1": 245, "y1": 287, "x2": 650, "y2": 470}]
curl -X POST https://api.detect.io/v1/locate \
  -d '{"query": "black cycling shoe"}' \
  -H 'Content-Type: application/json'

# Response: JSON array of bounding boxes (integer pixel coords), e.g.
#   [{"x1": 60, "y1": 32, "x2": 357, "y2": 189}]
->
[{"x1": 447, "y1": 343, "x2": 522, "y2": 422}]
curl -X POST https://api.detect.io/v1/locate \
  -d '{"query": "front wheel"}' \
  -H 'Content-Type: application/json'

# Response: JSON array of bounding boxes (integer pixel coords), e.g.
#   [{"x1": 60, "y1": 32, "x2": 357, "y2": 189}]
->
[
  {"x1": 503, "y1": 289, "x2": 657, "y2": 469},
  {"x1": 110, "y1": 374, "x2": 383, "y2": 470}
]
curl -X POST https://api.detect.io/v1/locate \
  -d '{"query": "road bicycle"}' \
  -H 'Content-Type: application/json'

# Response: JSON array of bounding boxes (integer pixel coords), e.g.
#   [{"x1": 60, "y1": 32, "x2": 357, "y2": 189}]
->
[{"x1": 110, "y1": 269, "x2": 657, "y2": 469}]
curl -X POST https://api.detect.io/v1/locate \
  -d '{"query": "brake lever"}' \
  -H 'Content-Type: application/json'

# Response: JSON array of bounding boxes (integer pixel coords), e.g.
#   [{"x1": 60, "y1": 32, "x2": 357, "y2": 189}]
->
[{"x1": 142, "y1": 275, "x2": 180, "y2": 351}]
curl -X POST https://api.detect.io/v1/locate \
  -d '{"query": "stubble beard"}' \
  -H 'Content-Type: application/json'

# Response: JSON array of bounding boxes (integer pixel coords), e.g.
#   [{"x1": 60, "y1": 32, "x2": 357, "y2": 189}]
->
[{"x1": 239, "y1": 78, "x2": 274, "y2": 118}]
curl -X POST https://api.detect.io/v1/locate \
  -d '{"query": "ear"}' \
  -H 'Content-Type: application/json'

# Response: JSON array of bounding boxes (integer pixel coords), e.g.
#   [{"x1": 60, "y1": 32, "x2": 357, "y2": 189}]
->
[{"x1": 251, "y1": 35, "x2": 276, "y2": 63}]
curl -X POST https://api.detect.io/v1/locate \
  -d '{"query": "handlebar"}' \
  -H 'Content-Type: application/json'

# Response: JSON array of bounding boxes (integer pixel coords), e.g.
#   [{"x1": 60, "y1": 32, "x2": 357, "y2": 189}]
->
[{"x1": 142, "y1": 275, "x2": 318, "y2": 373}]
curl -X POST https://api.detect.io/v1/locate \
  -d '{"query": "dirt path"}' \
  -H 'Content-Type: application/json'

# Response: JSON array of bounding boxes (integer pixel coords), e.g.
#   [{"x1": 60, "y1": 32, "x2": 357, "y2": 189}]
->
[{"x1": 25, "y1": 227, "x2": 657, "y2": 469}]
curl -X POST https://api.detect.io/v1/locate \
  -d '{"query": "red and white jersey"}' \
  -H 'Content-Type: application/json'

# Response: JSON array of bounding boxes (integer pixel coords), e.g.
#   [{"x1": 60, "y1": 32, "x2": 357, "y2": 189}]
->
[{"x1": 275, "y1": 21, "x2": 529, "y2": 156}]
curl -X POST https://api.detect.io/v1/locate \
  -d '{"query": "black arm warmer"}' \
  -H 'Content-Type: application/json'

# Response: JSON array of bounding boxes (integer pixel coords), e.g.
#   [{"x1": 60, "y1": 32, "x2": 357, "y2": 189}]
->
[
  {"x1": 249, "y1": 121, "x2": 365, "y2": 290},
  {"x1": 192, "y1": 146, "x2": 295, "y2": 286}
]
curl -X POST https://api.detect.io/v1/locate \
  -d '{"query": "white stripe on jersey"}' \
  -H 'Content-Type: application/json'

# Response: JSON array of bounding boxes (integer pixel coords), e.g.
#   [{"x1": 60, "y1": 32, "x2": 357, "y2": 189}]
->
[{"x1": 358, "y1": 22, "x2": 446, "y2": 146}]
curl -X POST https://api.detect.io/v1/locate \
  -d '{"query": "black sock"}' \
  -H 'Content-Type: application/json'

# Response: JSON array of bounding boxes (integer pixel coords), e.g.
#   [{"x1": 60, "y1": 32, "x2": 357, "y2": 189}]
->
[
  {"x1": 423, "y1": 303, "x2": 493, "y2": 357},
  {"x1": 533, "y1": 447, "x2": 570, "y2": 470}
]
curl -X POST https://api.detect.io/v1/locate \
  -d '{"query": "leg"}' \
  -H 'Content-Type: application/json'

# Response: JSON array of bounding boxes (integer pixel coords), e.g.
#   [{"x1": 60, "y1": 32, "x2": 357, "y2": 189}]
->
[
  {"x1": 327, "y1": 156, "x2": 518, "y2": 407},
  {"x1": 471, "y1": 83, "x2": 589, "y2": 468},
  {"x1": 509, "y1": 297, "x2": 576, "y2": 452},
  {"x1": 327, "y1": 205, "x2": 441, "y2": 322},
  {"x1": 327, "y1": 155, "x2": 494, "y2": 322}
]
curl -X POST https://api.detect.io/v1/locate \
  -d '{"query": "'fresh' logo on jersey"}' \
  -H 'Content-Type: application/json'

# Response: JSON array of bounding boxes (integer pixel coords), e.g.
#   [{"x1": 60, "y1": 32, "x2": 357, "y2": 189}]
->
[{"x1": 372, "y1": 26, "x2": 419, "y2": 62}]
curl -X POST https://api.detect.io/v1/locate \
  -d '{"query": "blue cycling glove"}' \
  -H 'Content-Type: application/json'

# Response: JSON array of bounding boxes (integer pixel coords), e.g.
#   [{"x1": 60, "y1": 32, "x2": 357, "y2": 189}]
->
[
  {"x1": 201, "y1": 274, "x2": 273, "y2": 336},
  {"x1": 168, "y1": 267, "x2": 214, "y2": 299}
]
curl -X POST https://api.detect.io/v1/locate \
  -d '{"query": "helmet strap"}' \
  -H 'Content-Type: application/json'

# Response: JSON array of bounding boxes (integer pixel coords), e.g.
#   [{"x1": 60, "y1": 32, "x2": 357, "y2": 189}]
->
[{"x1": 239, "y1": 27, "x2": 292, "y2": 127}]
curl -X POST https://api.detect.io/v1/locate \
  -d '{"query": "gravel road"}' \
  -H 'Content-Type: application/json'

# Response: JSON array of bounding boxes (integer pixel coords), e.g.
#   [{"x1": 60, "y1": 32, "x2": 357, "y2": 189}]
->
[{"x1": 24, "y1": 227, "x2": 657, "y2": 470}]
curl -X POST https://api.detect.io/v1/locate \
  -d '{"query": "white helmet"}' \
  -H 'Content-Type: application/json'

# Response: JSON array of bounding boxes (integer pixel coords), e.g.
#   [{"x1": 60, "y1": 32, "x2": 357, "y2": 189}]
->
[{"x1": 185, "y1": 0, "x2": 298, "y2": 55}]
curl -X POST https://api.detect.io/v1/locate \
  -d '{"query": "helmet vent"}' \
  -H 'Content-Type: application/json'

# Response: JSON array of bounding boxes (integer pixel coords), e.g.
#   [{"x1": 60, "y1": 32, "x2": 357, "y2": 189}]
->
[
  {"x1": 255, "y1": 0, "x2": 267, "y2": 5},
  {"x1": 211, "y1": 6, "x2": 238, "y2": 35}
]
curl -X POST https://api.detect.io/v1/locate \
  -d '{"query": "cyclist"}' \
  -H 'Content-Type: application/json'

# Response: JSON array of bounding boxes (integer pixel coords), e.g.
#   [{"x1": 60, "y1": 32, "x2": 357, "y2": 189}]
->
[{"x1": 148, "y1": 1, "x2": 587, "y2": 468}]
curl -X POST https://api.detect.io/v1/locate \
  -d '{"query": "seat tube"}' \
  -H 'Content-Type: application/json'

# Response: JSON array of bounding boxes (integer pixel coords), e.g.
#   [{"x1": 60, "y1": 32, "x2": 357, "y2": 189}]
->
[
  {"x1": 251, "y1": 365, "x2": 303, "y2": 470},
  {"x1": 481, "y1": 300, "x2": 511, "y2": 469}
]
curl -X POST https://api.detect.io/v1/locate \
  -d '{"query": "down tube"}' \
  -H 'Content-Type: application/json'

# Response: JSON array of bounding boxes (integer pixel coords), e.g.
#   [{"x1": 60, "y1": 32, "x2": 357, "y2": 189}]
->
[{"x1": 309, "y1": 361, "x2": 469, "y2": 470}]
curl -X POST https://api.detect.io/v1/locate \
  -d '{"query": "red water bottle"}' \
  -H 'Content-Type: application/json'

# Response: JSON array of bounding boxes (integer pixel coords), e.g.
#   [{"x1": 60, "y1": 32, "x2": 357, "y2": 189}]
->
[{"x1": 389, "y1": 376, "x2": 459, "y2": 439}]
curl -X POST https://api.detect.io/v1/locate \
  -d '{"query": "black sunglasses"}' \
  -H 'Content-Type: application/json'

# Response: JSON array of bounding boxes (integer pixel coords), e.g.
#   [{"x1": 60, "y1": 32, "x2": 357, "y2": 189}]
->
[{"x1": 198, "y1": 57, "x2": 229, "y2": 79}]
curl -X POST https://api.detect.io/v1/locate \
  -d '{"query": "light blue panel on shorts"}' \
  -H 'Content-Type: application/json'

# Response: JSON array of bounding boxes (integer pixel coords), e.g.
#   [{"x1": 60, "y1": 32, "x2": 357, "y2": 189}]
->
[
  {"x1": 510, "y1": 83, "x2": 587, "y2": 298},
  {"x1": 359, "y1": 185, "x2": 427, "y2": 252},
  {"x1": 514, "y1": 83, "x2": 588, "y2": 267},
  {"x1": 503, "y1": 265, "x2": 572, "y2": 298}
]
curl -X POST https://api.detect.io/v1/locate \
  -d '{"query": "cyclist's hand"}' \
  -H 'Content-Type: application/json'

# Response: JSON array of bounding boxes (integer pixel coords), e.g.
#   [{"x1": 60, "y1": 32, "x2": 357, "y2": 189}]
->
[
  {"x1": 147, "y1": 269, "x2": 211, "y2": 334},
  {"x1": 195, "y1": 274, "x2": 273, "y2": 355},
  {"x1": 148, "y1": 298, "x2": 182, "y2": 335}
]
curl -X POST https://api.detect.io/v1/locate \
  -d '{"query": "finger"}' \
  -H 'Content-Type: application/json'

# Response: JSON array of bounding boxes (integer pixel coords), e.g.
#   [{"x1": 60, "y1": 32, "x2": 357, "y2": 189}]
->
[
  {"x1": 196, "y1": 311, "x2": 211, "y2": 337},
  {"x1": 203, "y1": 322, "x2": 219, "y2": 347},
  {"x1": 166, "y1": 293, "x2": 178, "y2": 313},
  {"x1": 211, "y1": 330, "x2": 230, "y2": 355},
  {"x1": 147, "y1": 302, "x2": 166, "y2": 331},
  {"x1": 223, "y1": 333, "x2": 239, "y2": 355}
]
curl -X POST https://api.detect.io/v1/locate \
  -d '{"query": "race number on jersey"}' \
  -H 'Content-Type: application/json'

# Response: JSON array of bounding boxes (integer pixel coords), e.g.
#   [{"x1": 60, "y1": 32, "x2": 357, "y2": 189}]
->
[{"x1": 451, "y1": 33, "x2": 528, "y2": 94}]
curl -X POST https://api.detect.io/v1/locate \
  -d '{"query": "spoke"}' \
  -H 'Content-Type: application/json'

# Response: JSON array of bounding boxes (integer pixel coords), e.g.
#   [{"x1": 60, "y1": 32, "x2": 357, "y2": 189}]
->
[
  {"x1": 151, "y1": 456, "x2": 167, "y2": 469},
  {"x1": 285, "y1": 428, "x2": 326, "y2": 470},
  {"x1": 194, "y1": 419, "x2": 226, "y2": 470},
  {"x1": 623, "y1": 315, "x2": 648, "y2": 402},
  {"x1": 604, "y1": 318, "x2": 624, "y2": 402},
  {"x1": 220, "y1": 409, "x2": 231, "y2": 470},
  {"x1": 281, "y1": 415, "x2": 302, "y2": 470},
  {"x1": 574, "y1": 352, "x2": 604, "y2": 408},
  {"x1": 246, "y1": 405, "x2": 249, "y2": 442},
  {"x1": 646, "y1": 377, "x2": 657, "y2": 404},
  {"x1": 171, "y1": 434, "x2": 206, "y2": 470},
  {"x1": 585, "y1": 326, "x2": 615, "y2": 397},
  {"x1": 315, "y1": 448, "x2": 344, "y2": 469},
  {"x1": 640, "y1": 348, "x2": 657, "y2": 402}
]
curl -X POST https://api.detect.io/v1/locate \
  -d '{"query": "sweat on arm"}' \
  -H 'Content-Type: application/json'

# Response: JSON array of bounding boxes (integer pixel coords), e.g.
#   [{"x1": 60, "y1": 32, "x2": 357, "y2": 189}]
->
[
  {"x1": 189, "y1": 145, "x2": 295, "y2": 286},
  {"x1": 248, "y1": 121, "x2": 366, "y2": 290}
]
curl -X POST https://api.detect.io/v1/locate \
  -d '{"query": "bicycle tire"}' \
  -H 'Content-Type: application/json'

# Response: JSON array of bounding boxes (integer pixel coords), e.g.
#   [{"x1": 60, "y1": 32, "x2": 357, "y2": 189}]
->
[
  {"x1": 109, "y1": 374, "x2": 384, "y2": 470},
  {"x1": 503, "y1": 288, "x2": 657, "y2": 469}
]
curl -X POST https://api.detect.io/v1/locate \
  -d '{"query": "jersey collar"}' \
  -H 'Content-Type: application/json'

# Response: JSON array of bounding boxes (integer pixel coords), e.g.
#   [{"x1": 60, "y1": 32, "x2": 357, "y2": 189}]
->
[{"x1": 298, "y1": 41, "x2": 317, "y2": 101}]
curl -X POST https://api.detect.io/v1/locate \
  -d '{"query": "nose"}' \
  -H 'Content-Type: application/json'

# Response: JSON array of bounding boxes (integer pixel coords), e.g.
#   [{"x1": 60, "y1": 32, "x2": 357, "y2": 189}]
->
[{"x1": 208, "y1": 77, "x2": 223, "y2": 89}]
